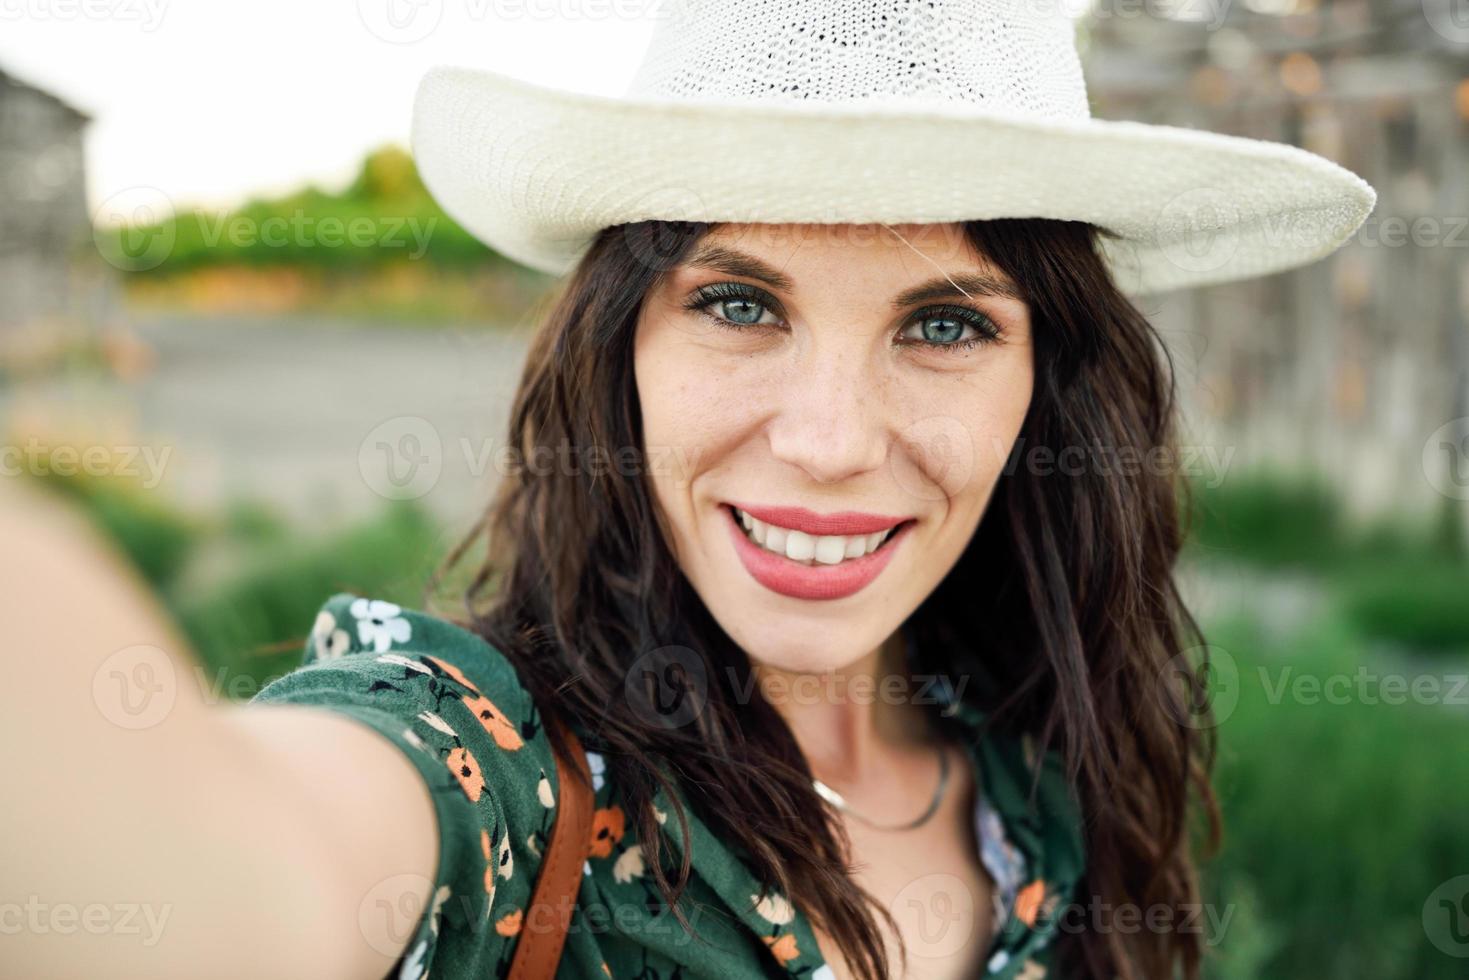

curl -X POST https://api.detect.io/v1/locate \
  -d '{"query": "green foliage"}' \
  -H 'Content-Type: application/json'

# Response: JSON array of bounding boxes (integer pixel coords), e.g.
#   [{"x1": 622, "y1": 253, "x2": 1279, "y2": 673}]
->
[
  {"x1": 98, "y1": 145, "x2": 509, "y2": 273},
  {"x1": 1204, "y1": 614, "x2": 1469, "y2": 979},
  {"x1": 1185, "y1": 471, "x2": 1346, "y2": 568},
  {"x1": 1200, "y1": 875, "x2": 1283, "y2": 980},
  {"x1": 171, "y1": 501, "x2": 447, "y2": 694},
  {"x1": 1333, "y1": 560, "x2": 1469, "y2": 654},
  {"x1": 1186, "y1": 471, "x2": 1469, "y2": 653},
  {"x1": 28, "y1": 466, "x2": 450, "y2": 697},
  {"x1": 1185, "y1": 470, "x2": 1457, "y2": 570},
  {"x1": 26, "y1": 469, "x2": 200, "y2": 590}
]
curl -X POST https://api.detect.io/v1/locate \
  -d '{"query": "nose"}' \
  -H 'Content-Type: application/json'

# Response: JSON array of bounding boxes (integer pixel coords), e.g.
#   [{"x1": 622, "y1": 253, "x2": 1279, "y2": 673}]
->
[{"x1": 765, "y1": 346, "x2": 890, "y2": 484}]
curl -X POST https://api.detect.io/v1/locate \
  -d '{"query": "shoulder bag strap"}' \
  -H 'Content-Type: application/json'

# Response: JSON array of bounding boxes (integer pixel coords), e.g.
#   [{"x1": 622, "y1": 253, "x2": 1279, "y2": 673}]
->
[{"x1": 507, "y1": 719, "x2": 594, "y2": 980}]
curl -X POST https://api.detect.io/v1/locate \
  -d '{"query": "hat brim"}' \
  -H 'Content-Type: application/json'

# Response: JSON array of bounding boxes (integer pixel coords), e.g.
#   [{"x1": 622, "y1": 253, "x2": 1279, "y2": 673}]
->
[{"x1": 411, "y1": 65, "x2": 1376, "y2": 297}]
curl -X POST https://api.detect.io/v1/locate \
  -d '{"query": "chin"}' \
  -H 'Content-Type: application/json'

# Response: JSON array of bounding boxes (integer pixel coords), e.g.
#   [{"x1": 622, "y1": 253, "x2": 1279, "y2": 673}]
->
[{"x1": 704, "y1": 591, "x2": 907, "y2": 678}]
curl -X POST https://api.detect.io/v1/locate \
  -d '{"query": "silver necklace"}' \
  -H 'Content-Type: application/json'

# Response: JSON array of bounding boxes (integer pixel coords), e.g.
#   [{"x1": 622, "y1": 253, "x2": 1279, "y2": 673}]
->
[{"x1": 811, "y1": 745, "x2": 951, "y2": 832}]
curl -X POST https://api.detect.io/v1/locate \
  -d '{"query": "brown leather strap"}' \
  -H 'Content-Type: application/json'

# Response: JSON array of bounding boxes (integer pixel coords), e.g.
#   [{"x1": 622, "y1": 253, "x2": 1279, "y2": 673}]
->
[{"x1": 507, "y1": 720, "x2": 594, "y2": 980}]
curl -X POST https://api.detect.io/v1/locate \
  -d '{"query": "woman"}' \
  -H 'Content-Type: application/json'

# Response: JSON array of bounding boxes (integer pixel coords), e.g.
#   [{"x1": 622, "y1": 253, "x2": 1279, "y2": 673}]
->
[{"x1": 3, "y1": 1, "x2": 1375, "y2": 979}]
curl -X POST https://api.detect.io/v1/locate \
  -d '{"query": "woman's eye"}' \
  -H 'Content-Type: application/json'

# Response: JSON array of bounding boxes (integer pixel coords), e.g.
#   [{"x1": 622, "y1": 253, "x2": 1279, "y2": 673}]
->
[
  {"x1": 900, "y1": 306, "x2": 1000, "y2": 353},
  {"x1": 683, "y1": 284, "x2": 782, "y2": 328},
  {"x1": 713, "y1": 298, "x2": 774, "y2": 326},
  {"x1": 682, "y1": 288, "x2": 999, "y2": 353}
]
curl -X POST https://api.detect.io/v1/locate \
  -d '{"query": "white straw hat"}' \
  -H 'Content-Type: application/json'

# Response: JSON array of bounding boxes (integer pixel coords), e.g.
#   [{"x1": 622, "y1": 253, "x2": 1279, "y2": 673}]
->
[{"x1": 410, "y1": 0, "x2": 1377, "y2": 296}]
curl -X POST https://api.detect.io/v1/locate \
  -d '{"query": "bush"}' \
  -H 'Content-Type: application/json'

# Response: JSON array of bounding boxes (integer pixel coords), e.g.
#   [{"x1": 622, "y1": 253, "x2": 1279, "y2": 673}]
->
[
  {"x1": 1184, "y1": 471, "x2": 1454, "y2": 571},
  {"x1": 1202, "y1": 613, "x2": 1469, "y2": 979},
  {"x1": 172, "y1": 501, "x2": 448, "y2": 695},
  {"x1": 25, "y1": 469, "x2": 200, "y2": 590},
  {"x1": 1185, "y1": 472, "x2": 1345, "y2": 568},
  {"x1": 1334, "y1": 560, "x2": 1469, "y2": 654},
  {"x1": 1185, "y1": 471, "x2": 1469, "y2": 653}
]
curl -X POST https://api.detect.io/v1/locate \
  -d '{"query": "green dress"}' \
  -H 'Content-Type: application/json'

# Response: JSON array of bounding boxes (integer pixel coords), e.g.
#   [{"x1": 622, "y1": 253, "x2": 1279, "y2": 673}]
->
[{"x1": 250, "y1": 593, "x2": 1087, "y2": 979}]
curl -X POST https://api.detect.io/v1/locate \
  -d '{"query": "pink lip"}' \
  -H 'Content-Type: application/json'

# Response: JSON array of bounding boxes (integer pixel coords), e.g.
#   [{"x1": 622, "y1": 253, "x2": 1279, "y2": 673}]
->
[
  {"x1": 723, "y1": 505, "x2": 913, "y2": 601},
  {"x1": 727, "y1": 503, "x2": 909, "y2": 537}
]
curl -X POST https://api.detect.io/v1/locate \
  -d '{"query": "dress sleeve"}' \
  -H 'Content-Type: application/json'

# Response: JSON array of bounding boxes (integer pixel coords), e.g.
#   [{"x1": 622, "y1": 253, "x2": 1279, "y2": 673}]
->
[{"x1": 250, "y1": 593, "x2": 562, "y2": 980}]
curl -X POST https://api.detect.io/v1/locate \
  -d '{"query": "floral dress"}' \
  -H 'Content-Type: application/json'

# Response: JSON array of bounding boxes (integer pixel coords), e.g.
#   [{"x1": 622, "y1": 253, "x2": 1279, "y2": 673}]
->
[{"x1": 250, "y1": 594, "x2": 1087, "y2": 979}]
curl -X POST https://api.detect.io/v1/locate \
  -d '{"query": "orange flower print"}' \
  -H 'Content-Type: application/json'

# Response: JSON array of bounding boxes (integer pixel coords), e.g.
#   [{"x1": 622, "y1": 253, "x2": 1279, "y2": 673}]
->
[
  {"x1": 1015, "y1": 879, "x2": 1047, "y2": 928},
  {"x1": 463, "y1": 694, "x2": 524, "y2": 751},
  {"x1": 447, "y1": 746, "x2": 484, "y2": 802},
  {"x1": 588, "y1": 805, "x2": 626, "y2": 858},
  {"x1": 426, "y1": 655, "x2": 481, "y2": 693},
  {"x1": 495, "y1": 908, "x2": 523, "y2": 937},
  {"x1": 601, "y1": 963, "x2": 612, "y2": 977},
  {"x1": 764, "y1": 933, "x2": 800, "y2": 965}
]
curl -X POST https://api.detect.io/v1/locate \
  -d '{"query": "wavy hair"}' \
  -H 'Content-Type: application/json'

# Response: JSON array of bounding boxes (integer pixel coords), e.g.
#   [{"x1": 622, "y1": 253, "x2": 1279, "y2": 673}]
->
[{"x1": 444, "y1": 217, "x2": 1222, "y2": 980}]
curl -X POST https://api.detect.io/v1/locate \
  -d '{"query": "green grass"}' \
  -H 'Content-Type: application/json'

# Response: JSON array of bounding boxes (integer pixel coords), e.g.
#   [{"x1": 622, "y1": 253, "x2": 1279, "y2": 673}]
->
[
  {"x1": 25, "y1": 466, "x2": 454, "y2": 697},
  {"x1": 1333, "y1": 560, "x2": 1469, "y2": 654},
  {"x1": 170, "y1": 500, "x2": 449, "y2": 695},
  {"x1": 1185, "y1": 472, "x2": 1348, "y2": 568},
  {"x1": 1202, "y1": 613, "x2": 1469, "y2": 979},
  {"x1": 22, "y1": 468, "x2": 202, "y2": 589},
  {"x1": 1187, "y1": 471, "x2": 1469, "y2": 656}
]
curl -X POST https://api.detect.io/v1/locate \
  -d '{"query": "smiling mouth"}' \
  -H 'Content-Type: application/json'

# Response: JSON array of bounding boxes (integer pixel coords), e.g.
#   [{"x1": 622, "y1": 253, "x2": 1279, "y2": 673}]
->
[{"x1": 726, "y1": 505, "x2": 911, "y2": 567}]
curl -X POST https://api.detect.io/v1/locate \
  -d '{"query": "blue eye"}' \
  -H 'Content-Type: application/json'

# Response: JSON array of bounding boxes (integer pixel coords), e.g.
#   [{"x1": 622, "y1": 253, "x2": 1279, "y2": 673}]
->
[
  {"x1": 684, "y1": 283, "x2": 781, "y2": 327},
  {"x1": 901, "y1": 305, "x2": 1001, "y2": 353},
  {"x1": 683, "y1": 285, "x2": 1001, "y2": 355}
]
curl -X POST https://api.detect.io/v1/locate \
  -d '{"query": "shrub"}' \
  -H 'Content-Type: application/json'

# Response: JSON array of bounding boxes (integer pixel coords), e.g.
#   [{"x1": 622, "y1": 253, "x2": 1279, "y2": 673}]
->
[
  {"x1": 1201, "y1": 613, "x2": 1469, "y2": 979},
  {"x1": 172, "y1": 501, "x2": 447, "y2": 695}
]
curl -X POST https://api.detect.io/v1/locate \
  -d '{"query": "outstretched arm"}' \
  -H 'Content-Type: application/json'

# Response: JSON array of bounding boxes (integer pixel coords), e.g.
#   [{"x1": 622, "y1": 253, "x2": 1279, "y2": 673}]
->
[{"x1": 0, "y1": 479, "x2": 438, "y2": 980}]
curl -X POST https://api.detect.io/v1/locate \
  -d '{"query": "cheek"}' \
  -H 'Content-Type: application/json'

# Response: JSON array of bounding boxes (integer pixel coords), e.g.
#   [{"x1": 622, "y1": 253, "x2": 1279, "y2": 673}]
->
[
  {"x1": 635, "y1": 318, "x2": 771, "y2": 465},
  {"x1": 634, "y1": 314, "x2": 762, "y2": 556},
  {"x1": 892, "y1": 353, "x2": 1034, "y2": 511}
]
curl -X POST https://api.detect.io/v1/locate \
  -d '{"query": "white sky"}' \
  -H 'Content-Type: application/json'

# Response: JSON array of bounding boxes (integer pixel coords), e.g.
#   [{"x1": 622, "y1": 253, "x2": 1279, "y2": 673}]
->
[{"x1": 0, "y1": 0, "x2": 667, "y2": 213}]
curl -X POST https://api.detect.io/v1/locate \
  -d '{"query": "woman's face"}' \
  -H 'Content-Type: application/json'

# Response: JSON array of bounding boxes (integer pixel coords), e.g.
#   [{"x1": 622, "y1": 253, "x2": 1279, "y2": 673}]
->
[{"x1": 634, "y1": 222, "x2": 1034, "y2": 674}]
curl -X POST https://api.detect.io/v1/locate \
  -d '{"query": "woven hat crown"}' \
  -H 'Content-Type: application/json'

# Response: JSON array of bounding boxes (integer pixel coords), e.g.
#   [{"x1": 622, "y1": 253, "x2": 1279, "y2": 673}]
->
[{"x1": 625, "y1": 0, "x2": 1091, "y2": 121}]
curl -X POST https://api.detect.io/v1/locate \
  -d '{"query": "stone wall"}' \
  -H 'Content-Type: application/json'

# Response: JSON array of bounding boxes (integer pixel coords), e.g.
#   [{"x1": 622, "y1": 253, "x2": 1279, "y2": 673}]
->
[{"x1": 0, "y1": 68, "x2": 93, "y2": 334}]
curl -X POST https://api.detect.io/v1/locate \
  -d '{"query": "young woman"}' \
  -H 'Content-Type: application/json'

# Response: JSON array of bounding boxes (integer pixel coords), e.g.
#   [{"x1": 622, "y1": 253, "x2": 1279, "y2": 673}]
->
[{"x1": 3, "y1": 2, "x2": 1375, "y2": 979}]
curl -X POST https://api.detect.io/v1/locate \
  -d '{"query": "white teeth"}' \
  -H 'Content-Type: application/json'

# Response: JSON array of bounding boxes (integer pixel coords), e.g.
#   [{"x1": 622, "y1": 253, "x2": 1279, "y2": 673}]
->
[
  {"x1": 815, "y1": 536, "x2": 847, "y2": 565},
  {"x1": 751, "y1": 516, "x2": 768, "y2": 546},
  {"x1": 785, "y1": 530, "x2": 814, "y2": 561},
  {"x1": 732, "y1": 507, "x2": 899, "y2": 565}
]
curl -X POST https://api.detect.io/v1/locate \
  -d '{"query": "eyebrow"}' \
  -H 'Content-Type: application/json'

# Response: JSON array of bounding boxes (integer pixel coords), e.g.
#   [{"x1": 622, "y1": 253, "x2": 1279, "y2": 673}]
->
[{"x1": 683, "y1": 242, "x2": 1023, "y2": 307}]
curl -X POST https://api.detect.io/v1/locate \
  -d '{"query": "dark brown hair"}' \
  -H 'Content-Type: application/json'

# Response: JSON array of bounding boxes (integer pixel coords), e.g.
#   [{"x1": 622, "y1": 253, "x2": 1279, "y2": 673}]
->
[{"x1": 446, "y1": 218, "x2": 1221, "y2": 980}]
